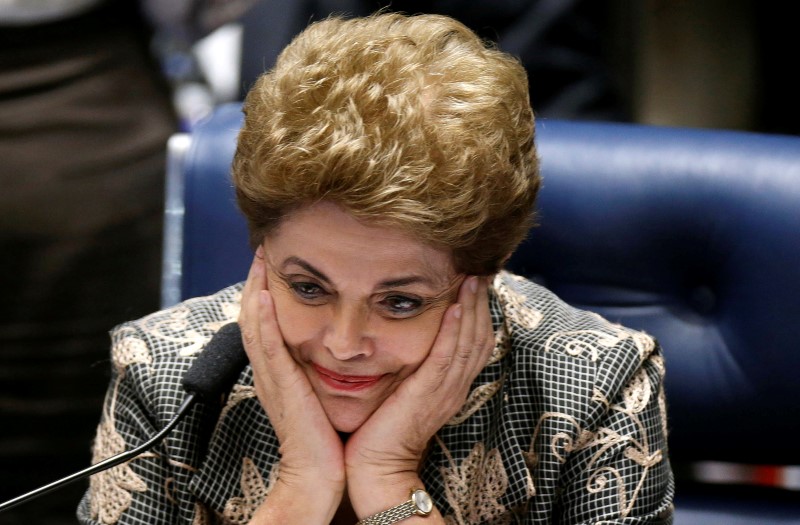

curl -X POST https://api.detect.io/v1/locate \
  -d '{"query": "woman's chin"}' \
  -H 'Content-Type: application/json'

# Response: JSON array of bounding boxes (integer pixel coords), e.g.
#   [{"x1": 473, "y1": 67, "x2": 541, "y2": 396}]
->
[
  {"x1": 322, "y1": 398, "x2": 375, "y2": 433},
  {"x1": 329, "y1": 412, "x2": 368, "y2": 434},
  {"x1": 316, "y1": 388, "x2": 384, "y2": 433}
]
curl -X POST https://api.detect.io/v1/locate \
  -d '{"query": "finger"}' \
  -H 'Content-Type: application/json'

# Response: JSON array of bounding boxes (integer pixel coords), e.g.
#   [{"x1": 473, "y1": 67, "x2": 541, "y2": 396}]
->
[
  {"x1": 241, "y1": 246, "x2": 265, "y2": 295},
  {"x1": 439, "y1": 276, "x2": 493, "y2": 394},
  {"x1": 253, "y1": 290, "x2": 314, "y2": 436},
  {"x1": 417, "y1": 301, "x2": 463, "y2": 384},
  {"x1": 244, "y1": 291, "x2": 308, "y2": 417},
  {"x1": 468, "y1": 276, "x2": 495, "y2": 378},
  {"x1": 257, "y1": 289, "x2": 290, "y2": 363},
  {"x1": 450, "y1": 275, "x2": 480, "y2": 373},
  {"x1": 415, "y1": 275, "x2": 477, "y2": 383},
  {"x1": 239, "y1": 253, "x2": 266, "y2": 352},
  {"x1": 240, "y1": 249, "x2": 266, "y2": 316}
]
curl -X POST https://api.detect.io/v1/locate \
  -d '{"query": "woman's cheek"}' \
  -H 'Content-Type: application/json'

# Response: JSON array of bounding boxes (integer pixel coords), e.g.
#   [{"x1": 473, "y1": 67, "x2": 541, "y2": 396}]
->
[
  {"x1": 270, "y1": 292, "x2": 326, "y2": 352},
  {"x1": 376, "y1": 308, "x2": 447, "y2": 366}
]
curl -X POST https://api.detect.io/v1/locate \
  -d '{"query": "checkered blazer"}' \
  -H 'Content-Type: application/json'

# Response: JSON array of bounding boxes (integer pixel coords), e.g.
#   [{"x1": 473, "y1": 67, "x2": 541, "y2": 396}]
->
[{"x1": 78, "y1": 271, "x2": 674, "y2": 524}]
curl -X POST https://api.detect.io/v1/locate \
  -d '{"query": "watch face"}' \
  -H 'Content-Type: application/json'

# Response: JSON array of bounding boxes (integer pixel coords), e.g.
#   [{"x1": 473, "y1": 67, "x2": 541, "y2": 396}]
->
[{"x1": 412, "y1": 489, "x2": 433, "y2": 515}]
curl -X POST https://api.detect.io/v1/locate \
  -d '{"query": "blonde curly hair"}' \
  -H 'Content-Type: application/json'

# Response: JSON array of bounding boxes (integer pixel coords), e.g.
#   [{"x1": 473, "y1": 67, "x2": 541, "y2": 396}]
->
[{"x1": 233, "y1": 12, "x2": 540, "y2": 275}]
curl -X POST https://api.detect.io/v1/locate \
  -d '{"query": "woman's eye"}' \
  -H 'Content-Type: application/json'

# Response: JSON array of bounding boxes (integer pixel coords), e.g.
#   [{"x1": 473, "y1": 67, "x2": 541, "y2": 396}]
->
[
  {"x1": 290, "y1": 282, "x2": 326, "y2": 300},
  {"x1": 381, "y1": 295, "x2": 422, "y2": 316}
]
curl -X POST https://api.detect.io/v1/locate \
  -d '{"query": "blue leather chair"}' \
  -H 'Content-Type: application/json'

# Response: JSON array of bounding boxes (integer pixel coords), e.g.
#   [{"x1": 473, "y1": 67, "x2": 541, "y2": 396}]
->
[{"x1": 162, "y1": 102, "x2": 800, "y2": 523}]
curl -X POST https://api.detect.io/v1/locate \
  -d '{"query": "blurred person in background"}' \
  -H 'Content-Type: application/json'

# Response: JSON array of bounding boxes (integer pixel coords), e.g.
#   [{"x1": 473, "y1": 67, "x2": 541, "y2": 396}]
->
[{"x1": 0, "y1": 0, "x2": 254, "y2": 523}]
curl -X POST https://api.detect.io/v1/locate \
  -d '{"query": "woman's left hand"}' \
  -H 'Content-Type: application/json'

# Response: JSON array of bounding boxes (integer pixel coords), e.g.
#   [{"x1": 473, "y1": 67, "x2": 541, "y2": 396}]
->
[{"x1": 343, "y1": 275, "x2": 495, "y2": 518}]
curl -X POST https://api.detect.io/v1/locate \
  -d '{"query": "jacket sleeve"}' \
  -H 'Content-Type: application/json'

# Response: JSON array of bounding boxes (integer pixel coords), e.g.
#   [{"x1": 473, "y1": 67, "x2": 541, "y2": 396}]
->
[
  {"x1": 77, "y1": 323, "x2": 191, "y2": 524},
  {"x1": 553, "y1": 341, "x2": 675, "y2": 525}
]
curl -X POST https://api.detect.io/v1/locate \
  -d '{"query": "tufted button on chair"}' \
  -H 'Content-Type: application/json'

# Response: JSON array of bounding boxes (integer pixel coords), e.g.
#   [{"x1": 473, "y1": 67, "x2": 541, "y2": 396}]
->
[{"x1": 163, "y1": 103, "x2": 800, "y2": 524}]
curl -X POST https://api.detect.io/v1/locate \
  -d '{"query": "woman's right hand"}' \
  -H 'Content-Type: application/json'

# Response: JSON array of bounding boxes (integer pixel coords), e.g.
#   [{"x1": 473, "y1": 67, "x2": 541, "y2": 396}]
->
[{"x1": 239, "y1": 248, "x2": 345, "y2": 523}]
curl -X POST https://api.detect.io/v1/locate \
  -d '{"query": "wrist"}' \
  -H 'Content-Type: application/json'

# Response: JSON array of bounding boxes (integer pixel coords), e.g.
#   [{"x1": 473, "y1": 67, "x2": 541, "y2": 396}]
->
[
  {"x1": 249, "y1": 477, "x2": 343, "y2": 525},
  {"x1": 277, "y1": 447, "x2": 346, "y2": 489},
  {"x1": 348, "y1": 472, "x2": 439, "y2": 522}
]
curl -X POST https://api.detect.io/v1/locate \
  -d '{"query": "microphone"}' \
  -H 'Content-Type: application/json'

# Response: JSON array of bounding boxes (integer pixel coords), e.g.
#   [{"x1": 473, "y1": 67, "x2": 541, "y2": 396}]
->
[
  {"x1": 182, "y1": 322, "x2": 249, "y2": 401},
  {"x1": 0, "y1": 322, "x2": 248, "y2": 513}
]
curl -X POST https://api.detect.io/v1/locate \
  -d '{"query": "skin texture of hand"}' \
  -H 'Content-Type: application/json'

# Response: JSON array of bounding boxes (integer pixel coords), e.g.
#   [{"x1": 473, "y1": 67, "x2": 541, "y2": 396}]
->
[
  {"x1": 344, "y1": 275, "x2": 495, "y2": 520},
  {"x1": 239, "y1": 249, "x2": 345, "y2": 523}
]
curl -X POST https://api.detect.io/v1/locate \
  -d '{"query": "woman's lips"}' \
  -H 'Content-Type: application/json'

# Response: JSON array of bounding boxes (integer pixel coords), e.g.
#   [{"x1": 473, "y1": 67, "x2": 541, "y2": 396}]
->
[{"x1": 312, "y1": 363, "x2": 384, "y2": 392}]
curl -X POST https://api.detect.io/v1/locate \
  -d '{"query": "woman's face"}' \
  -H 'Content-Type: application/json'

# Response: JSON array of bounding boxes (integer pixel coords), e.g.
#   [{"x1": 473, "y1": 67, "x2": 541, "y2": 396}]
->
[{"x1": 261, "y1": 201, "x2": 461, "y2": 433}]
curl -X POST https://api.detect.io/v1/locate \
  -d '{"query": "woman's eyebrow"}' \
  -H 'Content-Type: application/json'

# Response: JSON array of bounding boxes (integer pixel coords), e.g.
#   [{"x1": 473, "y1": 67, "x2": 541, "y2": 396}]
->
[
  {"x1": 377, "y1": 276, "x2": 432, "y2": 289},
  {"x1": 281, "y1": 255, "x2": 451, "y2": 292},
  {"x1": 282, "y1": 256, "x2": 331, "y2": 283},
  {"x1": 380, "y1": 272, "x2": 462, "y2": 293}
]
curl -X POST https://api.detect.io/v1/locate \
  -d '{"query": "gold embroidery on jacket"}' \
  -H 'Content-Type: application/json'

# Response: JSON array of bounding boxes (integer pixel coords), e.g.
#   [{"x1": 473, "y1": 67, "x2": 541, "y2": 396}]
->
[
  {"x1": 89, "y1": 378, "x2": 148, "y2": 524},
  {"x1": 218, "y1": 385, "x2": 257, "y2": 423},
  {"x1": 129, "y1": 291, "x2": 241, "y2": 357},
  {"x1": 543, "y1": 328, "x2": 629, "y2": 361},
  {"x1": 493, "y1": 273, "x2": 543, "y2": 331},
  {"x1": 631, "y1": 331, "x2": 656, "y2": 361},
  {"x1": 489, "y1": 324, "x2": 510, "y2": 365},
  {"x1": 192, "y1": 502, "x2": 213, "y2": 525},
  {"x1": 447, "y1": 375, "x2": 505, "y2": 426},
  {"x1": 111, "y1": 334, "x2": 152, "y2": 371},
  {"x1": 526, "y1": 354, "x2": 666, "y2": 519},
  {"x1": 437, "y1": 438, "x2": 511, "y2": 524},
  {"x1": 621, "y1": 365, "x2": 652, "y2": 414},
  {"x1": 222, "y1": 457, "x2": 278, "y2": 524}
]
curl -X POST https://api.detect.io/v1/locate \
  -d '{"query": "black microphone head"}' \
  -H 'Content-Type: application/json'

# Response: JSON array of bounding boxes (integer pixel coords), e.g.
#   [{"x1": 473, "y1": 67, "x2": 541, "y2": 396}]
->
[{"x1": 182, "y1": 322, "x2": 249, "y2": 401}]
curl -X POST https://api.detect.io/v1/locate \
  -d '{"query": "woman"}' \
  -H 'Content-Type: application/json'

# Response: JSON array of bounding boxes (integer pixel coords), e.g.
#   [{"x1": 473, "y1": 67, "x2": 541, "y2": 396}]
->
[{"x1": 80, "y1": 13, "x2": 673, "y2": 524}]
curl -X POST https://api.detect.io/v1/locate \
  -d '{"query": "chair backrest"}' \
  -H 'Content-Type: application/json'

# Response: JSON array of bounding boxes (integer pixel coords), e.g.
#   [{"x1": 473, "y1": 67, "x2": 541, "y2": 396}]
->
[
  {"x1": 162, "y1": 103, "x2": 251, "y2": 308},
  {"x1": 507, "y1": 119, "x2": 800, "y2": 466},
  {"x1": 163, "y1": 102, "x2": 800, "y2": 467}
]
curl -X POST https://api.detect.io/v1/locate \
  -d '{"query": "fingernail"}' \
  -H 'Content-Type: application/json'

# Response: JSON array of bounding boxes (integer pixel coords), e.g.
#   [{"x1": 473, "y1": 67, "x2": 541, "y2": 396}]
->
[
  {"x1": 469, "y1": 276, "x2": 478, "y2": 294},
  {"x1": 255, "y1": 245, "x2": 264, "y2": 257},
  {"x1": 453, "y1": 304, "x2": 462, "y2": 319},
  {"x1": 259, "y1": 290, "x2": 269, "y2": 305}
]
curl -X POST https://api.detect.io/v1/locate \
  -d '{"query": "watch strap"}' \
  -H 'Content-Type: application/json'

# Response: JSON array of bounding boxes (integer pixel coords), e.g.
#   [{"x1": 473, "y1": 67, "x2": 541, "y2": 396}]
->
[
  {"x1": 356, "y1": 489, "x2": 432, "y2": 525},
  {"x1": 356, "y1": 499, "x2": 417, "y2": 525}
]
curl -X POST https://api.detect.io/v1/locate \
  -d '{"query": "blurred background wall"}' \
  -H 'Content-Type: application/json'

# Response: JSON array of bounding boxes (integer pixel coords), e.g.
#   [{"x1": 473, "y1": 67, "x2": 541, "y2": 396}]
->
[
  {"x1": 618, "y1": 0, "x2": 797, "y2": 135},
  {"x1": 231, "y1": 0, "x2": 798, "y2": 134}
]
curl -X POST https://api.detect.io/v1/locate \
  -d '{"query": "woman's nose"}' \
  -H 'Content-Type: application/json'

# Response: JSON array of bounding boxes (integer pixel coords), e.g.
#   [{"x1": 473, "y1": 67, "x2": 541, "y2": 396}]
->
[{"x1": 322, "y1": 304, "x2": 373, "y2": 360}]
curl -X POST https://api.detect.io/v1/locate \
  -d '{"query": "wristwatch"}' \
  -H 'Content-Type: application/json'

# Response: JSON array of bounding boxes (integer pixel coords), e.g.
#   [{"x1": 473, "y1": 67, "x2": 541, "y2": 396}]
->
[{"x1": 356, "y1": 488, "x2": 433, "y2": 524}]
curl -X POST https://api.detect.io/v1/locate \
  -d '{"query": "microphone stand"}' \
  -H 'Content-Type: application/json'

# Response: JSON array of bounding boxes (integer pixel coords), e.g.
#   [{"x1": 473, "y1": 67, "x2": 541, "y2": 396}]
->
[
  {"x1": 0, "y1": 393, "x2": 198, "y2": 513},
  {"x1": 0, "y1": 321, "x2": 247, "y2": 514}
]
